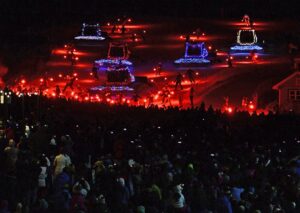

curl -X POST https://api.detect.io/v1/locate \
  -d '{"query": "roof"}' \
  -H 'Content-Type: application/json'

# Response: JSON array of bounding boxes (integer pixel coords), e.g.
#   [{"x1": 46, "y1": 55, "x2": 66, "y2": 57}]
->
[{"x1": 272, "y1": 72, "x2": 300, "y2": 90}]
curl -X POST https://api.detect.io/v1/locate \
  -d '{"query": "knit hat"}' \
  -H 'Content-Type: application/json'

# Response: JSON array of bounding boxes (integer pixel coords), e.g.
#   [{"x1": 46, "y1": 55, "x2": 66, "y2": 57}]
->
[
  {"x1": 128, "y1": 159, "x2": 135, "y2": 167},
  {"x1": 8, "y1": 139, "x2": 15, "y2": 147},
  {"x1": 117, "y1": 177, "x2": 125, "y2": 187},
  {"x1": 80, "y1": 188, "x2": 88, "y2": 197}
]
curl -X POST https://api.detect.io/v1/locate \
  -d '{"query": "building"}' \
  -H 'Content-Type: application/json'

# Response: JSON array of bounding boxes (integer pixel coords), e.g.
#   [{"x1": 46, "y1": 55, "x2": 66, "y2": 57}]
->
[{"x1": 272, "y1": 72, "x2": 300, "y2": 113}]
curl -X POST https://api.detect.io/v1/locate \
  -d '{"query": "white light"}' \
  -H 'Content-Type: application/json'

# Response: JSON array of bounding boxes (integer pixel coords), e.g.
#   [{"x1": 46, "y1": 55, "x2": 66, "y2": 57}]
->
[{"x1": 74, "y1": 36, "x2": 106, "y2": 41}]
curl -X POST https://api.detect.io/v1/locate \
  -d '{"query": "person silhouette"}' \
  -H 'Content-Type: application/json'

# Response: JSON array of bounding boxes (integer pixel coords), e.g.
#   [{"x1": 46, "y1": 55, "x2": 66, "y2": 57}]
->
[{"x1": 175, "y1": 73, "x2": 183, "y2": 90}]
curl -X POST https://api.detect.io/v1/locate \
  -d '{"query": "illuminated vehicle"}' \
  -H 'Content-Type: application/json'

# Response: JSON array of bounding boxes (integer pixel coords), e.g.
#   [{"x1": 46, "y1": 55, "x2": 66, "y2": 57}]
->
[
  {"x1": 74, "y1": 23, "x2": 108, "y2": 41},
  {"x1": 174, "y1": 41, "x2": 210, "y2": 66},
  {"x1": 230, "y1": 29, "x2": 263, "y2": 52},
  {"x1": 230, "y1": 16, "x2": 263, "y2": 52},
  {"x1": 94, "y1": 42, "x2": 133, "y2": 71}
]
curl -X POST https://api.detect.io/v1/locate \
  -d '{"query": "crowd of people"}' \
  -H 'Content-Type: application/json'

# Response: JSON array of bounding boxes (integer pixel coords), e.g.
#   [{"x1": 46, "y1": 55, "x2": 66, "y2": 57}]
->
[{"x1": 0, "y1": 96, "x2": 300, "y2": 213}]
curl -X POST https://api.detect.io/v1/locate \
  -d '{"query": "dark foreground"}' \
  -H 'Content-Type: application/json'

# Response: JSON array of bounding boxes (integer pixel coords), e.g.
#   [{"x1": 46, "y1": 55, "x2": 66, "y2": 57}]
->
[{"x1": 0, "y1": 96, "x2": 300, "y2": 212}]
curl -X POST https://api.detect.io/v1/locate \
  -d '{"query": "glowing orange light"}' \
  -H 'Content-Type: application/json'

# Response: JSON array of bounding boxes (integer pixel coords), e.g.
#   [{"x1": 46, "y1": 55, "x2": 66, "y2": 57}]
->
[
  {"x1": 85, "y1": 97, "x2": 89, "y2": 101},
  {"x1": 227, "y1": 107, "x2": 233, "y2": 113},
  {"x1": 21, "y1": 79, "x2": 26, "y2": 84},
  {"x1": 40, "y1": 78, "x2": 44, "y2": 83},
  {"x1": 143, "y1": 99, "x2": 147, "y2": 103},
  {"x1": 71, "y1": 91, "x2": 75, "y2": 96},
  {"x1": 51, "y1": 93, "x2": 56, "y2": 97},
  {"x1": 75, "y1": 95, "x2": 78, "y2": 99}
]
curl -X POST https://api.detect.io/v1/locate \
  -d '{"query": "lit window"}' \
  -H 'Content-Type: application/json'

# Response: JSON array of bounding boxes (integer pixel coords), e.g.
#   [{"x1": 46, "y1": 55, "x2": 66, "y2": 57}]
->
[{"x1": 289, "y1": 89, "x2": 300, "y2": 101}]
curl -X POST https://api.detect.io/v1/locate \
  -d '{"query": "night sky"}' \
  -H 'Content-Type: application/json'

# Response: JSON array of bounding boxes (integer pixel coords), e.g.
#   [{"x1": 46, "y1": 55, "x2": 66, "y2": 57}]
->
[{"x1": 0, "y1": 0, "x2": 299, "y2": 76}]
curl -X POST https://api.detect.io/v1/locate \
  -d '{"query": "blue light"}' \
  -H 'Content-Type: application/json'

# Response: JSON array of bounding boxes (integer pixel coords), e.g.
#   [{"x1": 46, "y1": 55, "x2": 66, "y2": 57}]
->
[
  {"x1": 95, "y1": 59, "x2": 133, "y2": 66},
  {"x1": 75, "y1": 23, "x2": 106, "y2": 41},
  {"x1": 230, "y1": 45, "x2": 263, "y2": 51},
  {"x1": 90, "y1": 86, "x2": 134, "y2": 92},
  {"x1": 175, "y1": 41, "x2": 210, "y2": 65},
  {"x1": 184, "y1": 42, "x2": 208, "y2": 58},
  {"x1": 174, "y1": 58, "x2": 210, "y2": 64}
]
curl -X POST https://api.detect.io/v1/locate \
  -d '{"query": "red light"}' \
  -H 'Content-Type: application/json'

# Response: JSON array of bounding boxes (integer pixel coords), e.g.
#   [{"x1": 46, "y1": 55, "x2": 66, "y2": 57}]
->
[
  {"x1": 51, "y1": 93, "x2": 56, "y2": 97},
  {"x1": 75, "y1": 95, "x2": 78, "y2": 99},
  {"x1": 128, "y1": 18, "x2": 132, "y2": 22},
  {"x1": 106, "y1": 98, "x2": 110, "y2": 102},
  {"x1": 59, "y1": 74, "x2": 63, "y2": 78},
  {"x1": 71, "y1": 91, "x2": 75, "y2": 96},
  {"x1": 122, "y1": 98, "x2": 126, "y2": 102},
  {"x1": 64, "y1": 45, "x2": 67, "y2": 48},
  {"x1": 143, "y1": 99, "x2": 147, "y2": 103},
  {"x1": 164, "y1": 77, "x2": 167, "y2": 80},
  {"x1": 111, "y1": 100, "x2": 115, "y2": 104},
  {"x1": 49, "y1": 78, "x2": 54, "y2": 81},
  {"x1": 150, "y1": 79, "x2": 154, "y2": 82},
  {"x1": 40, "y1": 78, "x2": 44, "y2": 83},
  {"x1": 249, "y1": 104, "x2": 254, "y2": 110},
  {"x1": 75, "y1": 57, "x2": 79, "y2": 61},
  {"x1": 208, "y1": 46, "x2": 212, "y2": 50},
  {"x1": 196, "y1": 72, "x2": 199, "y2": 75},
  {"x1": 84, "y1": 97, "x2": 89, "y2": 101},
  {"x1": 227, "y1": 107, "x2": 233, "y2": 113},
  {"x1": 180, "y1": 35, "x2": 183, "y2": 39},
  {"x1": 73, "y1": 73, "x2": 78, "y2": 77},
  {"x1": 202, "y1": 33, "x2": 205, "y2": 36},
  {"x1": 107, "y1": 22, "x2": 110, "y2": 26},
  {"x1": 126, "y1": 100, "x2": 131, "y2": 104},
  {"x1": 21, "y1": 79, "x2": 26, "y2": 84},
  {"x1": 64, "y1": 55, "x2": 67, "y2": 59},
  {"x1": 89, "y1": 72, "x2": 93, "y2": 76}
]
